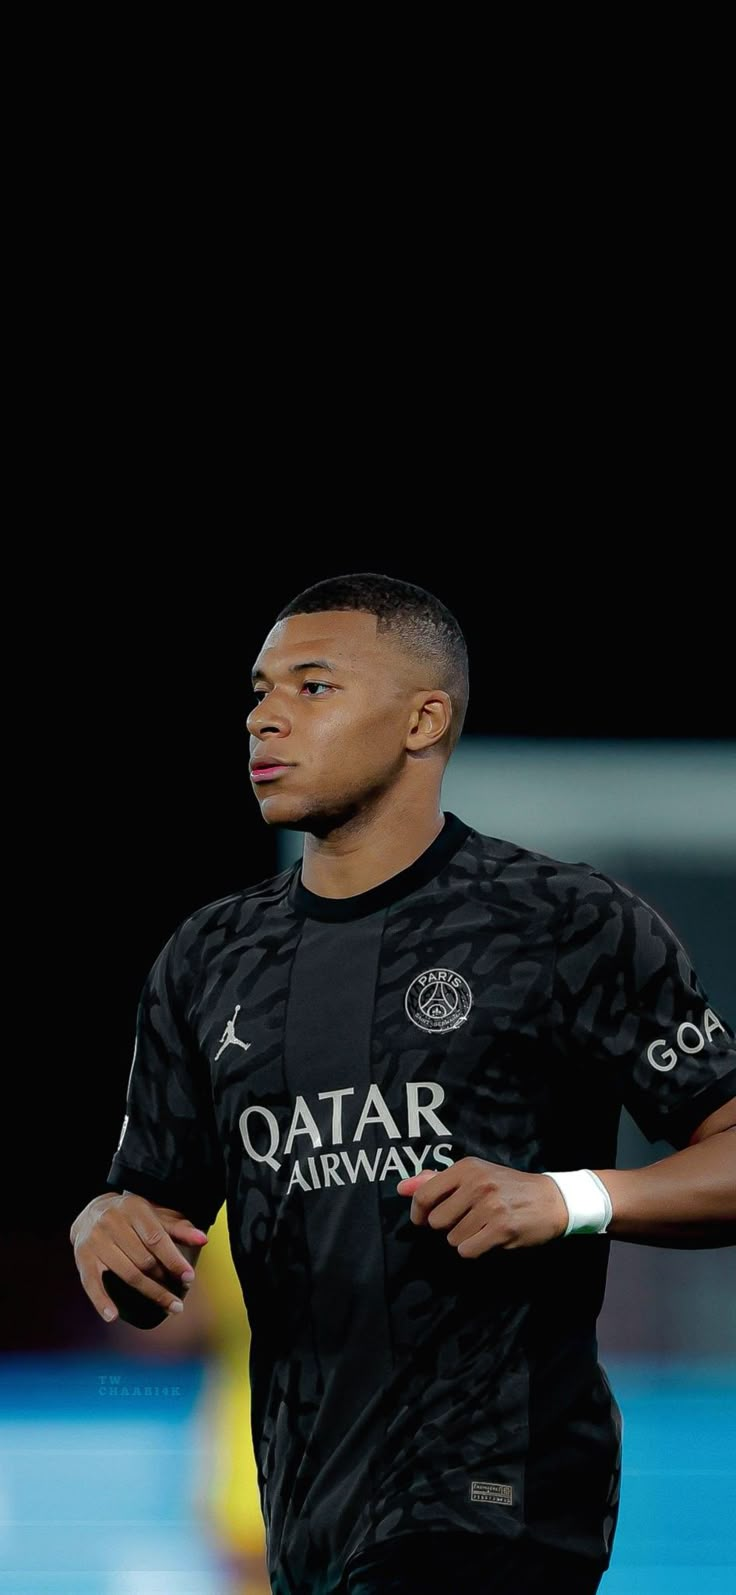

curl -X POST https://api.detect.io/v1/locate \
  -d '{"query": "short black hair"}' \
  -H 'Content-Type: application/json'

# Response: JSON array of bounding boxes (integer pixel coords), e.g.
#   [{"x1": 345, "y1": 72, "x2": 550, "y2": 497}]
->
[{"x1": 275, "y1": 572, "x2": 469, "y2": 755}]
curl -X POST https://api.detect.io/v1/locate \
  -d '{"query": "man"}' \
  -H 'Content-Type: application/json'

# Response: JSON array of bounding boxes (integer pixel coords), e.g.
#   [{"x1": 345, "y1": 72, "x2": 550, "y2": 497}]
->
[{"x1": 71, "y1": 573, "x2": 736, "y2": 1595}]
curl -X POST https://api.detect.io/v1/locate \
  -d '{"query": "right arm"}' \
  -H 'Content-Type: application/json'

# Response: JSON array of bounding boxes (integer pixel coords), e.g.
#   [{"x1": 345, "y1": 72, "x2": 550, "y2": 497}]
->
[
  {"x1": 75, "y1": 923, "x2": 225, "y2": 1328},
  {"x1": 70, "y1": 1189, "x2": 209, "y2": 1328}
]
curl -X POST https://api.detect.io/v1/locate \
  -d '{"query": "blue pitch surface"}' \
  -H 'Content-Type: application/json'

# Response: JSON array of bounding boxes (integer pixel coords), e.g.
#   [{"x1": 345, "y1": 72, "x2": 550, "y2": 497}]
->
[{"x1": 0, "y1": 1357, "x2": 733, "y2": 1594}]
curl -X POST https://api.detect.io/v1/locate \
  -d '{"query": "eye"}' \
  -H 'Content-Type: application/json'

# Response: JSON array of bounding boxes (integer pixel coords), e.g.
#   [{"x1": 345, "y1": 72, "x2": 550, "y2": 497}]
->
[{"x1": 251, "y1": 682, "x2": 333, "y2": 702}]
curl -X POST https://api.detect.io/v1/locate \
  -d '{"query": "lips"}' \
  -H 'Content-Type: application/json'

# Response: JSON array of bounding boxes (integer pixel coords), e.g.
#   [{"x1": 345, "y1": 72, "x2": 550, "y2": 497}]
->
[{"x1": 250, "y1": 761, "x2": 292, "y2": 782}]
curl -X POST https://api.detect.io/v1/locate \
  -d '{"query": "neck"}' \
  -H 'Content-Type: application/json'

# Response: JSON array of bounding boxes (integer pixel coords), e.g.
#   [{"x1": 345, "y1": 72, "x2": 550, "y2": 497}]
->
[{"x1": 300, "y1": 795, "x2": 446, "y2": 899}]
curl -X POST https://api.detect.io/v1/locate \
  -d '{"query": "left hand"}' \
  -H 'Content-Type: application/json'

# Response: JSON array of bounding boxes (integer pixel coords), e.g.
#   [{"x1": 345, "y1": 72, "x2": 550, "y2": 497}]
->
[{"x1": 397, "y1": 1157, "x2": 569, "y2": 1258}]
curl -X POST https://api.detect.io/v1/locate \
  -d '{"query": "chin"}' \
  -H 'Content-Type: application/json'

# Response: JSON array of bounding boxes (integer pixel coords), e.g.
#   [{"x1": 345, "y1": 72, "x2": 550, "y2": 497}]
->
[
  {"x1": 254, "y1": 791, "x2": 312, "y2": 830},
  {"x1": 255, "y1": 790, "x2": 360, "y2": 837}
]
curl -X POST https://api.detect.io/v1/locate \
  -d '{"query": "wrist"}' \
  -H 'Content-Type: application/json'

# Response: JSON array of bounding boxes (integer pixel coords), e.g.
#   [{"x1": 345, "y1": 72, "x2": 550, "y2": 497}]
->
[
  {"x1": 70, "y1": 1191, "x2": 118, "y2": 1246},
  {"x1": 542, "y1": 1168, "x2": 613, "y2": 1236}
]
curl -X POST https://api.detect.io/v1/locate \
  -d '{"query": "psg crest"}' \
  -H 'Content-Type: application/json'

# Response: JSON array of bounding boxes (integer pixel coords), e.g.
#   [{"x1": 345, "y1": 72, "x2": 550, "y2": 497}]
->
[{"x1": 405, "y1": 968, "x2": 473, "y2": 1033}]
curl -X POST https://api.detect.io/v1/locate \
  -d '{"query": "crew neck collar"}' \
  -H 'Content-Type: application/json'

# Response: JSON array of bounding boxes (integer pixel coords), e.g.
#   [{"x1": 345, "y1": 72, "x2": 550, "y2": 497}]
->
[{"x1": 288, "y1": 811, "x2": 473, "y2": 922}]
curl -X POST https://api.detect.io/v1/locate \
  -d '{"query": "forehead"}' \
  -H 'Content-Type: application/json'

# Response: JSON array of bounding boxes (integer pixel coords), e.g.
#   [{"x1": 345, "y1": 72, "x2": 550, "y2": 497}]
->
[{"x1": 255, "y1": 610, "x2": 388, "y2": 672}]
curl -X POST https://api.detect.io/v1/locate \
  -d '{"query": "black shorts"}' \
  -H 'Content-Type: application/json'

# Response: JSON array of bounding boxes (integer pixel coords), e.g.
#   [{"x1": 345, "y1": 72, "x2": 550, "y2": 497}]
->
[{"x1": 342, "y1": 1529, "x2": 605, "y2": 1595}]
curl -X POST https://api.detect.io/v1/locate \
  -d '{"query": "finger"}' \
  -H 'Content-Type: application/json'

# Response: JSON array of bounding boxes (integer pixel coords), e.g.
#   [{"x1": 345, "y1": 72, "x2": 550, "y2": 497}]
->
[
  {"x1": 456, "y1": 1225, "x2": 497, "y2": 1259},
  {"x1": 129, "y1": 1215, "x2": 203, "y2": 1284},
  {"x1": 396, "y1": 1172, "x2": 438, "y2": 1195},
  {"x1": 410, "y1": 1179, "x2": 469, "y2": 1228},
  {"x1": 103, "y1": 1240, "x2": 188, "y2": 1314},
  {"x1": 398, "y1": 1169, "x2": 463, "y2": 1222},
  {"x1": 78, "y1": 1261, "x2": 126, "y2": 1323},
  {"x1": 134, "y1": 1257, "x2": 195, "y2": 1296},
  {"x1": 167, "y1": 1220, "x2": 209, "y2": 1247},
  {"x1": 114, "y1": 1238, "x2": 195, "y2": 1289},
  {"x1": 108, "y1": 1198, "x2": 206, "y2": 1280},
  {"x1": 139, "y1": 1255, "x2": 195, "y2": 1293},
  {"x1": 426, "y1": 1190, "x2": 476, "y2": 1232},
  {"x1": 447, "y1": 1209, "x2": 490, "y2": 1247}
]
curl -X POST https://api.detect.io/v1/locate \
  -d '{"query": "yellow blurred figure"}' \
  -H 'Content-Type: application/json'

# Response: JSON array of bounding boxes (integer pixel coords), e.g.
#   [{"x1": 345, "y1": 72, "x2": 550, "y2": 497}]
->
[{"x1": 192, "y1": 1203, "x2": 270, "y2": 1595}]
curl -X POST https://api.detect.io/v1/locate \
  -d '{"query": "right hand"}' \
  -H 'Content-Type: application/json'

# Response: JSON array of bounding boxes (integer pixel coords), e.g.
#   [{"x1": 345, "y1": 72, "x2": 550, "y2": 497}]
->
[{"x1": 70, "y1": 1192, "x2": 208, "y2": 1323}]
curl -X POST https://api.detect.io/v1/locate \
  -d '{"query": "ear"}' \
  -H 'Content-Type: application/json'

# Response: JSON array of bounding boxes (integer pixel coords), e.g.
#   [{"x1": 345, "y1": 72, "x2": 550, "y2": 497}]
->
[{"x1": 406, "y1": 692, "x2": 452, "y2": 752}]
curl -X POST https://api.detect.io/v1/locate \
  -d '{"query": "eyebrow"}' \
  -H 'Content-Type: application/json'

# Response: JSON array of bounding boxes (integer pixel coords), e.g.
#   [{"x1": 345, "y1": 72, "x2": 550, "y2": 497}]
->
[{"x1": 250, "y1": 658, "x2": 337, "y2": 684}]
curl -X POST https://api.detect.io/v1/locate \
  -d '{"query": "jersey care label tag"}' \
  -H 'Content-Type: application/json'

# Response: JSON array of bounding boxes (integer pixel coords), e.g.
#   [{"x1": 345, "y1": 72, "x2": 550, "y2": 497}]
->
[{"x1": 470, "y1": 1480, "x2": 514, "y2": 1506}]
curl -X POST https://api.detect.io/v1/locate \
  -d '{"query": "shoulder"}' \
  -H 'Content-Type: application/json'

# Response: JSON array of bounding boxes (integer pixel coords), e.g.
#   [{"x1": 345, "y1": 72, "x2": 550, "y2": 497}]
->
[
  {"x1": 463, "y1": 826, "x2": 676, "y2": 967},
  {"x1": 465, "y1": 825, "x2": 630, "y2": 924},
  {"x1": 157, "y1": 864, "x2": 298, "y2": 978}
]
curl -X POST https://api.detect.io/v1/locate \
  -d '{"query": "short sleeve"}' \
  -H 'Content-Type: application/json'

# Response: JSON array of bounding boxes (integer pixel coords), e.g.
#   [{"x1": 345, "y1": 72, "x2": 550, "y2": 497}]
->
[
  {"x1": 554, "y1": 873, "x2": 736, "y2": 1149},
  {"x1": 105, "y1": 927, "x2": 226, "y2": 1230}
]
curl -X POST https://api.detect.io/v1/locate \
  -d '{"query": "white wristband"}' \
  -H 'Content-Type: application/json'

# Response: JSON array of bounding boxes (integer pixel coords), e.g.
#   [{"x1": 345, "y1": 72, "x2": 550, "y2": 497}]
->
[{"x1": 543, "y1": 1169, "x2": 613, "y2": 1236}]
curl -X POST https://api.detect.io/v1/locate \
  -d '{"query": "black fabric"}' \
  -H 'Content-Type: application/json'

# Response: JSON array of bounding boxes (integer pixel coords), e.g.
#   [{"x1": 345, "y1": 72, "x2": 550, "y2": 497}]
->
[
  {"x1": 289, "y1": 812, "x2": 473, "y2": 921},
  {"x1": 343, "y1": 1529, "x2": 606, "y2": 1594},
  {"x1": 103, "y1": 812, "x2": 736, "y2": 1594}
]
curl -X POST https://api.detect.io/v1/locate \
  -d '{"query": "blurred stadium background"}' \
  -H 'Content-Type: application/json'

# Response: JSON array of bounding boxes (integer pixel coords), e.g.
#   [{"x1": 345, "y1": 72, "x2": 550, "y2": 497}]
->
[{"x1": 6, "y1": 558, "x2": 734, "y2": 1594}]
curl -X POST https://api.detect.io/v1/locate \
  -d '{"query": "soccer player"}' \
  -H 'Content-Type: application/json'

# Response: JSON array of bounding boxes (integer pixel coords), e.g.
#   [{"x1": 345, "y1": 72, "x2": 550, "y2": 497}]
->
[{"x1": 70, "y1": 574, "x2": 736, "y2": 1595}]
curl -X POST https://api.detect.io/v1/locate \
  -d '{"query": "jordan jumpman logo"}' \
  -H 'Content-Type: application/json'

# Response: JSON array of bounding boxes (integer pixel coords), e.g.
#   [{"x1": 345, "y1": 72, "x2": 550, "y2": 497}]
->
[{"x1": 215, "y1": 1004, "x2": 252, "y2": 1061}]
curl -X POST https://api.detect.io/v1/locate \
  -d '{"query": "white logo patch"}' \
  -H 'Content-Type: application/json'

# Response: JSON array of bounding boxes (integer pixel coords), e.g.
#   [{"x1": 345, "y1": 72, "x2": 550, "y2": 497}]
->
[
  {"x1": 405, "y1": 968, "x2": 472, "y2": 1033},
  {"x1": 470, "y1": 1480, "x2": 514, "y2": 1506},
  {"x1": 647, "y1": 1008, "x2": 725, "y2": 1072},
  {"x1": 215, "y1": 1003, "x2": 252, "y2": 1061}
]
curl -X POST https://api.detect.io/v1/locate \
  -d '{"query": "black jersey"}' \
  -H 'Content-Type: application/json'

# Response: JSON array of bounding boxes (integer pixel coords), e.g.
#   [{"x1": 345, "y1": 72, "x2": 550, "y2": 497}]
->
[{"x1": 105, "y1": 812, "x2": 736, "y2": 1595}]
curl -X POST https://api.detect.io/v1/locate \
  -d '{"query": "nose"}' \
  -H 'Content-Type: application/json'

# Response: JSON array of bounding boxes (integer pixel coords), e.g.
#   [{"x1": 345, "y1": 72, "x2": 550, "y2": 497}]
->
[{"x1": 246, "y1": 700, "x2": 289, "y2": 738}]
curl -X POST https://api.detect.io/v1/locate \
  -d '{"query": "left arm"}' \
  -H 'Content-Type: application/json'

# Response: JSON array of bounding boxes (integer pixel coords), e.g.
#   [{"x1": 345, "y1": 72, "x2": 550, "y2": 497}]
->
[
  {"x1": 400, "y1": 878, "x2": 736, "y2": 1255},
  {"x1": 595, "y1": 1098, "x2": 736, "y2": 1248},
  {"x1": 552, "y1": 873, "x2": 736, "y2": 1250},
  {"x1": 398, "y1": 1098, "x2": 735, "y2": 1256}
]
